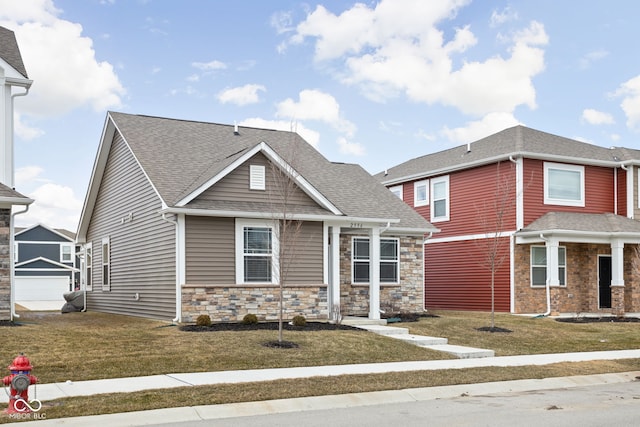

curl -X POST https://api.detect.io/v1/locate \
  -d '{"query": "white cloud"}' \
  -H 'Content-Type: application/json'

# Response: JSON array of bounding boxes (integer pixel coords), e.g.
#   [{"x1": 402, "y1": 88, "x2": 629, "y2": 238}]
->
[
  {"x1": 0, "y1": 2, "x2": 125, "y2": 119},
  {"x1": 582, "y1": 108, "x2": 615, "y2": 125},
  {"x1": 13, "y1": 112, "x2": 44, "y2": 140},
  {"x1": 239, "y1": 118, "x2": 320, "y2": 148},
  {"x1": 579, "y1": 49, "x2": 608, "y2": 69},
  {"x1": 490, "y1": 6, "x2": 518, "y2": 27},
  {"x1": 614, "y1": 75, "x2": 640, "y2": 131},
  {"x1": 440, "y1": 112, "x2": 520, "y2": 144},
  {"x1": 276, "y1": 89, "x2": 356, "y2": 136},
  {"x1": 15, "y1": 182, "x2": 82, "y2": 231},
  {"x1": 286, "y1": 0, "x2": 547, "y2": 118},
  {"x1": 337, "y1": 136, "x2": 365, "y2": 156},
  {"x1": 271, "y1": 10, "x2": 294, "y2": 35},
  {"x1": 191, "y1": 60, "x2": 227, "y2": 71},
  {"x1": 15, "y1": 165, "x2": 45, "y2": 186},
  {"x1": 217, "y1": 84, "x2": 266, "y2": 106}
]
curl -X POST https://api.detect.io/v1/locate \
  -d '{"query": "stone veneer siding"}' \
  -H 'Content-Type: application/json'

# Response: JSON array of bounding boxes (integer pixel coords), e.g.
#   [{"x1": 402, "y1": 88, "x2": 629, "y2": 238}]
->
[
  {"x1": 181, "y1": 284, "x2": 327, "y2": 323},
  {"x1": 339, "y1": 234, "x2": 424, "y2": 316},
  {"x1": 0, "y1": 209, "x2": 11, "y2": 321},
  {"x1": 514, "y1": 242, "x2": 640, "y2": 315}
]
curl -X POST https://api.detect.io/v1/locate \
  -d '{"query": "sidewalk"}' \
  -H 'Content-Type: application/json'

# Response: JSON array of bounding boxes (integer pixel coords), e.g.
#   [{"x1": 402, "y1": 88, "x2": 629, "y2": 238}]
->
[{"x1": 4, "y1": 349, "x2": 640, "y2": 425}]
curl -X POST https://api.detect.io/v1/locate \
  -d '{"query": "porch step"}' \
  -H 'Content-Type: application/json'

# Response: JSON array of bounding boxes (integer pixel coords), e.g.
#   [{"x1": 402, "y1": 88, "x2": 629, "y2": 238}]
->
[
  {"x1": 354, "y1": 324, "x2": 409, "y2": 335},
  {"x1": 390, "y1": 334, "x2": 448, "y2": 346},
  {"x1": 422, "y1": 344, "x2": 495, "y2": 359},
  {"x1": 341, "y1": 317, "x2": 388, "y2": 326}
]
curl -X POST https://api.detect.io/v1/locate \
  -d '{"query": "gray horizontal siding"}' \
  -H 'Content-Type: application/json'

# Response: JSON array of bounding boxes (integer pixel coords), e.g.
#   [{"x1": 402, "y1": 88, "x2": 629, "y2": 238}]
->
[
  {"x1": 282, "y1": 221, "x2": 324, "y2": 284},
  {"x1": 86, "y1": 132, "x2": 176, "y2": 320},
  {"x1": 16, "y1": 243, "x2": 60, "y2": 263},
  {"x1": 196, "y1": 152, "x2": 320, "y2": 207},
  {"x1": 185, "y1": 216, "x2": 235, "y2": 284},
  {"x1": 16, "y1": 226, "x2": 70, "y2": 242}
]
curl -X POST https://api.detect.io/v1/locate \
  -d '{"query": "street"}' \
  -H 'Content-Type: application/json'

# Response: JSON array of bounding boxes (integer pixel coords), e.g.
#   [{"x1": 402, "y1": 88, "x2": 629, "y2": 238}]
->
[{"x1": 152, "y1": 380, "x2": 640, "y2": 427}]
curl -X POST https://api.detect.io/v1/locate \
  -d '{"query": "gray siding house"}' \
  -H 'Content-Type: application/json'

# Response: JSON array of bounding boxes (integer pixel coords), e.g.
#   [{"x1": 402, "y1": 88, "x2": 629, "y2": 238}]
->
[
  {"x1": 76, "y1": 112, "x2": 437, "y2": 322},
  {"x1": 14, "y1": 224, "x2": 79, "y2": 305}
]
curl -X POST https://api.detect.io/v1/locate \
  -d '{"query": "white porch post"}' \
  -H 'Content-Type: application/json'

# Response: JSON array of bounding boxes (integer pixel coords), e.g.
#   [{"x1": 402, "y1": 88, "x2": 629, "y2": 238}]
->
[
  {"x1": 330, "y1": 225, "x2": 341, "y2": 320},
  {"x1": 611, "y1": 239, "x2": 625, "y2": 287},
  {"x1": 369, "y1": 227, "x2": 381, "y2": 320},
  {"x1": 546, "y1": 239, "x2": 560, "y2": 286}
]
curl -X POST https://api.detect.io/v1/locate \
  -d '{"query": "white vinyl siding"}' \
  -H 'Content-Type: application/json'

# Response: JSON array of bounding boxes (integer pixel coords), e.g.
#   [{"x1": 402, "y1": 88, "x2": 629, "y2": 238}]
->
[{"x1": 544, "y1": 162, "x2": 585, "y2": 207}]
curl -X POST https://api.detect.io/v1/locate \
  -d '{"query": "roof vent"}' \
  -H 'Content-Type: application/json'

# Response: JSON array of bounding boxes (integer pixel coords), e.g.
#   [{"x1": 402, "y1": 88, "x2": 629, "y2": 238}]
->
[
  {"x1": 234, "y1": 122, "x2": 239, "y2": 136},
  {"x1": 466, "y1": 142, "x2": 471, "y2": 153}
]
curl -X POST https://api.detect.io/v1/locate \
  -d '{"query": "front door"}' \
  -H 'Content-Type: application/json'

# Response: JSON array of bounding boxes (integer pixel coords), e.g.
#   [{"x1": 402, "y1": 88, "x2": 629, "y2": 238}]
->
[{"x1": 598, "y1": 255, "x2": 612, "y2": 309}]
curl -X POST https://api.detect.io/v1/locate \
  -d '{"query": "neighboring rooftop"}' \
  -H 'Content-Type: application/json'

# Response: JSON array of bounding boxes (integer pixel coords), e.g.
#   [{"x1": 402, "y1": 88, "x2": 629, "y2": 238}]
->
[
  {"x1": 0, "y1": 26, "x2": 29, "y2": 79},
  {"x1": 377, "y1": 125, "x2": 638, "y2": 185}
]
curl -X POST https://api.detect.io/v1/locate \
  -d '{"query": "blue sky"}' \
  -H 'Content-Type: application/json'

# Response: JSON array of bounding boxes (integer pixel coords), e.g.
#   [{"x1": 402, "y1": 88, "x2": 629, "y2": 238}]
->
[{"x1": 2, "y1": 0, "x2": 640, "y2": 231}]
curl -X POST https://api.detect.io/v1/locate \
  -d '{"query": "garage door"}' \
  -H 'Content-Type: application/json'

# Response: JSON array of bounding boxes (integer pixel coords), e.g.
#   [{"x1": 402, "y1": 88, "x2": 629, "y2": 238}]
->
[{"x1": 15, "y1": 277, "x2": 70, "y2": 301}]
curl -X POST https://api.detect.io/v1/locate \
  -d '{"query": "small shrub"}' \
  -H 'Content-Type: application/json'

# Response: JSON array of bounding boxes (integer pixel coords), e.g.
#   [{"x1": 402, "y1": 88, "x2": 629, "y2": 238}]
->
[
  {"x1": 195, "y1": 314, "x2": 211, "y2": 327},
  {"x1": 242, "y1": 313, "x2": 258, "y2": 324},
  {"x1": 291, "y1": 315, "x2": 306, "y2": 327}
]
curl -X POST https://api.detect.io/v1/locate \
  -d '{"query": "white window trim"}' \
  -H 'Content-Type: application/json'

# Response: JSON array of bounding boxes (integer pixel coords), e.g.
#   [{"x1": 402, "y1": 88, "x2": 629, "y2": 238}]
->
[
  {"x1": 544, "y1": 162, "x2": 585, "y2": 207},
  {"x1": 389, "y1": 184, "x2": 403, "y2": 200},
  {"x1": 249, "y1": 164, "x2": 266, "y2": 190},
  {"x1": 351, "y1": 237, "x2": 400, "y2": 284},
  {"x1": 413, "y1": 180, "x2": 429, "y2": 207},
  {"x1": 430, "y1": 175, "x2": 450, "y2": 222},
  {"x1": 61, "y1": 244, "x2": 73, "y2": 263},
  {"x1": 13, "y1": 242, "x2": 18, "y2": 264},
  {"x1": 235, "y1": 219, "x2": 279, "y2": 284},
  {"x1": 101, "y1": 237, "x2": 110, "y2": 291},
  {"x1": 530, "y1": 245, "x2": 566, "y2": 288},
  {"x1": 85, "y1": 242, "x2": 92, "y2": 291}
]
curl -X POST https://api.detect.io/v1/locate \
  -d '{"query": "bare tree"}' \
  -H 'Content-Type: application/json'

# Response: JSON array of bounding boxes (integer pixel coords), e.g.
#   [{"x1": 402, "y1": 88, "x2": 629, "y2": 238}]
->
[{"x1": 476, "y1": 162, "x2": 517, "y2": 329}]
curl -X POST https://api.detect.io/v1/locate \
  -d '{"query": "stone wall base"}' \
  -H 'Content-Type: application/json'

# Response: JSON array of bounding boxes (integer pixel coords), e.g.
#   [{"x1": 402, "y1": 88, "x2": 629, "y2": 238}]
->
[{"x1": 0, "y1": 208, "x2": 11, "y2": 321}]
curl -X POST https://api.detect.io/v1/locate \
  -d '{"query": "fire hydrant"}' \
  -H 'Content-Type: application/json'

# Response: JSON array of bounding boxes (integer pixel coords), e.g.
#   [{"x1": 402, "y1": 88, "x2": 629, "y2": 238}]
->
[{"x1": 2, "y1": 353, "x2": 38, "y2": 414}]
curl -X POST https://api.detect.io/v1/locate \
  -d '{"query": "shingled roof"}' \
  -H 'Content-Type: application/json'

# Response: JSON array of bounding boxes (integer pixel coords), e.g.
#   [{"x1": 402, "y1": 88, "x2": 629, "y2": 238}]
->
[
  {"x1": 519, "y1": 212, "x2": 640, "y2": 235},
  {"x1": 0, "y1": 183, "x2": 32, "y2": 205},
  {"x1": 0, "y1": 26, "x2": 28, "y2": 79},
  {"x1": 100, "y1": 112, "x2": 435, "y2": 233},
  {"x1": 378, "y1": 125, "x2": 633, "y2": 185}
]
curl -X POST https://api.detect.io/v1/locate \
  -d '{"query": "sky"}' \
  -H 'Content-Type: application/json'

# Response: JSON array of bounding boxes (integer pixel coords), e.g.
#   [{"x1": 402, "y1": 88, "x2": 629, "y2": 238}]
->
[{"x1": 2, "y1": 0, "x2": 640, "y2": 233}]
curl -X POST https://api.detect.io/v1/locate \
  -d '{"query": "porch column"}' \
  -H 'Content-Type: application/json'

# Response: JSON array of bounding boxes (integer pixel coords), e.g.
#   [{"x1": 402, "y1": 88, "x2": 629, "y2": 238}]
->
[
  {"x1": 330, "y1": 226, "x2": 341, "y2": 320},
  {"x1": 546, "y1": 239, "x2": 560, "y2": 286},
  {"x1": 368, "y1": 227, "x2": 381, "y2": 320},
  {"x1": 611, "y1": 239, "x2": 625, "y2": 287}
]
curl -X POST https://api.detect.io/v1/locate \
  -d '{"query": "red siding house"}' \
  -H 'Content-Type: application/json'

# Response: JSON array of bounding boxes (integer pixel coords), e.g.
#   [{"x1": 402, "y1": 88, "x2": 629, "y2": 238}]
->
[{"x1": 379, "y1": 125, "x2": 640, "y2": 316}]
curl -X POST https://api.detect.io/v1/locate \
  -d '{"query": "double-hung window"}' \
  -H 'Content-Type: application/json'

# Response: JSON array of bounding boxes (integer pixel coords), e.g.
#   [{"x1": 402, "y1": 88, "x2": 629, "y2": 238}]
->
[
  {"x1": 352, "y1": 237, "x2": 399, "y2": 284},
  {"x1": 236, "y1": 220, "x2": 278, "y2": 284},
  {"x1": 85, "y1": 243, "x2": 92, "y2": 291},
  {"x1": 431, "y1": 175, "x2": 449, "y2": 222},
  {"x1": 531, "y1": 246, "x2": 566, "y2": 287},
  {"x1": 544, "y1": 162, "x2": 584, "y2": 207},
  {"x1": 102, "y1": 237, "x2": 110, "y2": 291},
  {"x1": 414, "y1": 180, "x2": 429, "y2": 207},
  {"x1": 61, "y1": 244, "x2": 73, "y2": 263},
  {"x1": 389, "y1": 185, "x2": 403, "y2": 200}
]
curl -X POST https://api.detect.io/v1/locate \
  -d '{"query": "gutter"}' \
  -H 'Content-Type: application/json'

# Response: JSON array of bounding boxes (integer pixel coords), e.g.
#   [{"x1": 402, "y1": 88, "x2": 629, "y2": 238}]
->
[
  {"x1": 162, "y1": 213, "x2": 181, "y2": 323},
  {"x1": 10, "y1": 204, "x2": 31, "y2": 320}
]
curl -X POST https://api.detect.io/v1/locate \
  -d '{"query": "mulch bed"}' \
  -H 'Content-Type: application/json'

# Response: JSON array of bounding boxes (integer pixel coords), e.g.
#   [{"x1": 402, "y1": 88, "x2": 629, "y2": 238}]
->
[
  {"x1": 476, "y1": 326, "x2": 512, "y2": 333},
  {"x1": 180, "y1": 322, "x2": 362, "y2": 332},
  {"x1": 0, "y1": 320, "x2": 20, "y2": 327},
  {"x1": 556, "y1": 317, "x2": 640, "y2": 323}
]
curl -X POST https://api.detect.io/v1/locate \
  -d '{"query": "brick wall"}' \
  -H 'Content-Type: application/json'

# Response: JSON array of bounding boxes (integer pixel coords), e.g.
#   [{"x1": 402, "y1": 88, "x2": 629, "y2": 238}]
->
[
  {"x1": 181, "y1": 284, "x2": 327, "y2": 323},
  {"x1": 0, "y1": 209, "x2": 11, "y2": 321},
  {"x1": 339, "y1": 234, "x2": 424, "y2": 316},
  {"x1": 514, "y1": 242, "x2": 640, "y2": 315}
]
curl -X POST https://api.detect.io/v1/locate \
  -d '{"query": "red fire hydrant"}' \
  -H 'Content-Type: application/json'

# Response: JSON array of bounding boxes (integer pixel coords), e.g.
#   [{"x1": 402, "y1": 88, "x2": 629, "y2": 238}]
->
[{"x1": 2, "y1": 353, "x2": 38, "y2": 414}]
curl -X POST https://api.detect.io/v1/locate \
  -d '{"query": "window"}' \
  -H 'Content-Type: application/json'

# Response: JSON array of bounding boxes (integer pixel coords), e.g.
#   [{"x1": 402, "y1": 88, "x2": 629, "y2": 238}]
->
[
  {"x1": 102, "y1": 237, "x2": 110, "y2": 291},
  {"x1": 236, "y1": 220, "x2": 278, "y2": 284},
  {"x1": 414, "y1": 180, "x2": 429, "y2": 207},
  {"x1": 352, "y1": 237, "x2": 399, "y2": 284},
  {"x1": 61, "y1": 244, "x2": 73, "y2": 263},
  {"x1": 431, "y1": 175, "x2": 449, "y2": 222},
  {"x1": 531, "y1": 246, "x2": 566, "y2": 287},
  {"x1": 249, "y1": 165, "x2": 266, "y2": 190},
  {"x1": 389, "y1": 185, "x2": 403, "y2": 200},
  {"x1": 85, "y1": 243, "x2": 92, "y2": 291},
  {"x1": 544, "y1": 162, "x2": 584, "y2": 207}
]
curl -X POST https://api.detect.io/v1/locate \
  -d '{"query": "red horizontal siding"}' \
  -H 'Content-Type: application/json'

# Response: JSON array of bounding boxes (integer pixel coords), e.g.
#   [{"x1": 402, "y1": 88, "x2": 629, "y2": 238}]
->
[
  {"x1": 425, "y1": 238, "x2": 511, "y2": 312},
  {"x1": 617, "y1": 168, "x2": 627, "y2": 215},
  {"x1": 523, "y1": 159, "x2": 615, "y2": 225}
]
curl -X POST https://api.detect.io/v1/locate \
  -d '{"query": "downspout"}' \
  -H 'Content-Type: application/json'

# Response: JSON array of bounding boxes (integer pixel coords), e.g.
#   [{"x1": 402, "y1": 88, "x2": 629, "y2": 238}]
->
[
  {"x1": 536, "y1": 233, "x2": 551, "y2": 317},
  {"x1": 10, "y1": 204, "x2": 30, "y2": 319},
  {"x1": 619, "y1": 163, "x2": 628, "y2": 217},
  {"x1": 614, "y1": 166, "x2": 618, "y2": 215},
  {"x1": 422, "y1": 231, "x2": 433, "y2": 313},
  {"x1": 162, "y1": 213, "x2": 181, "y2": 322}
]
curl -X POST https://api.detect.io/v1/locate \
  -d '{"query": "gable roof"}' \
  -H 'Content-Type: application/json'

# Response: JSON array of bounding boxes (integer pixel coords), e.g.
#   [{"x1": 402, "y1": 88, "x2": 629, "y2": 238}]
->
[
  {"x1": 15, "y1": 223, "x2": 76, "y2": 241},
  {"x1": 78, "y1": 112, "x2": 436, "y2": 239},
  {"x1": 0, "y1": 26, "x2": 29, "y2": 79},
  {"x1": 378, "y1": 125, "x2": 634, "y2": 185}
]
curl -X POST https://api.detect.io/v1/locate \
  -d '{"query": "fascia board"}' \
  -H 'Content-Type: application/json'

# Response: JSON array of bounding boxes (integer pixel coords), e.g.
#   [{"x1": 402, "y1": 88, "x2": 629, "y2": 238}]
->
[
  {"x1": 516, "y1": 229, "x2": 640, "y2": 245},
  {"x1": 0, "y1": 197, "x2": 33, "y2": 206}
]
